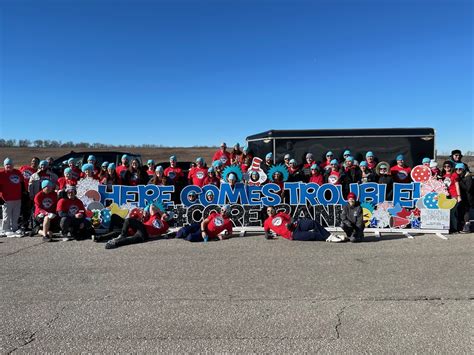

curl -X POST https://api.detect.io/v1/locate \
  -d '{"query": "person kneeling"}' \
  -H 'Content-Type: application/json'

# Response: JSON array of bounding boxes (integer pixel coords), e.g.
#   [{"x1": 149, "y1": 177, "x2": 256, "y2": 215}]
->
[
  {"x1": 263, "y1": 206, "x2": 341, "y2": 242},
  {"x1": 105, "y1": 202, "x2": 170, "y2": 249},
  {"x1": 56, "y1": 185, "x2": 93, "y2": 241},
  {"x1": 340, "y1": 192, "x2": 364, "y2": 242},
  {"x1": 177, "y1": 205, "x2": 233, "y2": 242}
]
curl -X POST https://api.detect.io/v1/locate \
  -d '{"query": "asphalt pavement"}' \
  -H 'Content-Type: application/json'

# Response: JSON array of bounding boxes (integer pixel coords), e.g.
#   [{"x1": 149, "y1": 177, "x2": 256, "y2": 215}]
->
[{"x1": 1, "y1": 232, "x2": 473, "y2": 353}]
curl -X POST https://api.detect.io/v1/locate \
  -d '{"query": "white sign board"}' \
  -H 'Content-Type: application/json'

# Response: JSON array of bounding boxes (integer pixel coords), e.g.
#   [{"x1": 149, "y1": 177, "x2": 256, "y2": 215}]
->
[{"x1": 421, "y1": 209, "x2": 450, "y2": 230}]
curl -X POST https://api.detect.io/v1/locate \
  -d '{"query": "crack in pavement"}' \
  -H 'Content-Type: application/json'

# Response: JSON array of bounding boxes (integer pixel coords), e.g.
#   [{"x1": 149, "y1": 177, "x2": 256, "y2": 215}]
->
[
  {"x1": 6, "y1": 305, "x2": 67, "y2": 354},
  {"x1": 0, "y1": 241, "x2": 46, "y2": 258}
]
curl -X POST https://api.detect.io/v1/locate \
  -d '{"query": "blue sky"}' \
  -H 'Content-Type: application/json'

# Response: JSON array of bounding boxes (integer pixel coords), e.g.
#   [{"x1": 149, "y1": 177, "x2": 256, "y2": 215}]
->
[{"x1": 0, "y1": 0, "x2": 472, "y2": 153}]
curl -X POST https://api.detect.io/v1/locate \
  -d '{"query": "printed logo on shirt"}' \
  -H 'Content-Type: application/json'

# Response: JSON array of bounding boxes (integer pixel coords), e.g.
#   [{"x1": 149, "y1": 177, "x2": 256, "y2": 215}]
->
[
  {"x1": 220, "y1": 156, "x2": 227, "y2": 164},
  {"x1": 22, "y1": 170, "x2": 33, "y2": 179},
  {"x1": 167, "y1": 171, "x2": 176, "y2": 180},
  {"x1": 328, "y1": 175, "x2": 338, "y2": 185},
  {"x1": 131, "y1": 173, "x2": 138, "y2": 181},
  {"x1": 68, "y1": 205, "x2": 79, "y2": 216},
  {"x1": 214, "y1": 216, "x2": 224, "y2": 227},
  {"x1": 397, "y1": 170, "x2": 408, "y2": 180},
  {"x1": 443, "y1": 177, "x2": 452, "y2": 188},
  {"x1": 196, "y1": 171, "x2": 205, "y2": 180},
  {"x1": 272, "y1": 217, "x2": 282, "y2": 226},
  {"x1": 152, "y1": 219, "x2": 163, "y2": 229},
  {"x1": 9, "y1": 174, "x2": 20, "y2": 184},
  {"x1": 42, "y1": 198, "x2": 53, "y2": 209}
]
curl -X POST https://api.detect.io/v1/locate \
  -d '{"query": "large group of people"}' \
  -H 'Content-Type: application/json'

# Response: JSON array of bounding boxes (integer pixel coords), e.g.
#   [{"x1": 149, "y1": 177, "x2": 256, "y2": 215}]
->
[{"x1": 0, "y1": 144, "x2": 472, "y2": 248}]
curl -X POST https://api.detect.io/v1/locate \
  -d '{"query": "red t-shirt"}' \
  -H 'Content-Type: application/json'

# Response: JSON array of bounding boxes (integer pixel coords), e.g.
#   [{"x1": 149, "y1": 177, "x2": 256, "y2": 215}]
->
[
  {"x1": 0, "y1": 169, "x2": 24, "y2": 201},
  {"x1": 116, "y1": 165, "x2": 129, "y2": 180},
  {"x1": 80, "y1": 168, "x2": 100, "y2": 180},
  {"x1": 69, "y1": 166, "x2": 82, "y2": 180},
  {"x1": 447, "y1": 172, "x2": 459, "y2": 198},
  {"x1": 264, "y1": 212, "x2": 292, "y2": 240},
  {"x1": 34, "y1": 191, "x2": 58, "y2": 216},
  {"x1": 212, "y1": 151, "x2": 231, "y2": 167},
  {"x1": 390, "y1": 165, "x2": 412, "y2": 183},
  {"x1": 188, "y1": 167, "x2": 208, "y2": 187},
  {"x1": 366, "y1": 160, "x2": 377, "y2": 170},
  {"x1": 143, "y1": 214, "x2": 169, "y2": 237},
  {"x1": 206, "y1": 212, "x2": 233, "y2": 238},
  {"x1": 240, "y1": 164, "x2": 249, "y2": 173},
  {"x1": 320, "y1": 160, "x2": 332, "y2": 170},
  {"x1": 164, "y1": 166, "x2": 184, "y2": 183},
  {"x1": 327, "y1": 170, "x2": 341, "y2": 185},
  {"x1": 19, "y1": 166, "x2": 36, "y2": 189},
  {"x1": 309, "y1": 174, "x2": 324, "y2": 185},
  {"x1": 57, "y1": 177, "x2": 78, "y2": 190},
  {"x1": 57, "y1": 198, "x2": 85, "y2": 217},
  {"x1": 204, "y1": 175, "x2": 220, "y2": 187}
]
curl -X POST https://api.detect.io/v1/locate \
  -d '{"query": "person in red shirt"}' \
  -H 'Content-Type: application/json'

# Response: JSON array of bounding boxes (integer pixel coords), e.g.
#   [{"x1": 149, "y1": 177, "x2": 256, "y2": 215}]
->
[
  {"x1": 177, "y1": 205, "x2": 234, "y2": 242},
  {"x1": 80, "y1": 155, "x2": 100, "y2": 179},
  {"x1": 146, "y1": 159, "x2": 156, "y2": 177},
  {"x1": 56, "y1": 185, "x2": 92, "y2": 240},
  {"x1": 80, "y1": 163, "x2": 99, "y2": 181},
  {"x1": 67, "y1": 158, "x2": 82, "y2": 180},
  {"x1": 240, "y1": 156, "x2": 251, "y2": 174},
  {"x1": 441, "y1": 160, "x2": 454, "y2": 187},
  {"x1": 212, "y1": 142, "x2": 232, "y2": 167},
  {"x1": 104, "y1": 202, "x2": 170, "y2": 249},
  {"x1": 447, "y1": 165, "x2": 461, "y2": 201},
  {"x1": 19, "y1": 157, "x2": 39, "y2": 189},
  {"x1": 116, "y1": 154, "x2": 130, "y2": 181},
  {"x1": 204, "y1": 167, "x2": 220, "y2": 187},
  {"x1": 230, "y1": 143, "x2": 243, "y2": 165},
  {"x1": 100, "y1": 163, "x2": 121, "y2": 186},
  {"x1": 309, "y1": 164, "x2": 324, "y2": 185},
  {"x1": 164, "y1": 155, "x2": 184, "y2": 185},
  {"x1": 263, "y1": 206, "x2": 338, "y2": 242},
  {"x1": 320, "y1": 151, "x2": 334, "y2": 171},
  {"x1": 28, "y1": 160, "x2": 59, "y2": 200},
  {"x1": 390, "y1": 154, "x2": 412, "y2": 183},
  {"x1": 188, "y1": 157, "x2": 208, "y2": 187},
  {"x1": 239, "y1": 146, "x2": 253, "y2": 165},
  {"x1": 34, "y1": 180, "x2": 59, "y2": 241},
  {"x1": 324, "y1": 159, "x2": 342, "y2": 185},
  {"x1": 122, "y1": 159, "x2": 148, "y2": 186},
  {"x1": 57, "y1": 167, "x2": 78, "y2": 192},
  {"x1": 149, "y1": 166, "x2": 171, "y2": 186},
  {"x1": 0, "y1": 158, "x2": 26, "y2": 236},
  {"x1": 365, "y1": 151, "x2": 377, "y2": 170}
]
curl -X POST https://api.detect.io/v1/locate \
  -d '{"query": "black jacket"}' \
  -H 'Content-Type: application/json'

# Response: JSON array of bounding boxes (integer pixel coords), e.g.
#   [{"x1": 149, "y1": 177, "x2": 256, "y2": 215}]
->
[{"x1": 341, "y1": 203, "x2": 364, "y2": 229}]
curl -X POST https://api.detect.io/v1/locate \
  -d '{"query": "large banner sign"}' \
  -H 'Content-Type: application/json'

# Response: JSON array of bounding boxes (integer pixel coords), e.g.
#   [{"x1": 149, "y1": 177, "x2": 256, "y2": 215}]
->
[{"x1": 76, "y1": 165, "x2": 454, "y2": 231}]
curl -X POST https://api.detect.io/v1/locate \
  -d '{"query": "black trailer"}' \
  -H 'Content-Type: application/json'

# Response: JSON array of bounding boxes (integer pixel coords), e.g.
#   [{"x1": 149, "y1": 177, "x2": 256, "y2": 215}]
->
[{"x1": 246, "y1": 128, "x2": 435, "y2": 167}]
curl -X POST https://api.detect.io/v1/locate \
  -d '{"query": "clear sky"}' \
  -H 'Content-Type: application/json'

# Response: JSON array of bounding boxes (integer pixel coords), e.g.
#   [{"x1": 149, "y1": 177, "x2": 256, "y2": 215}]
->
[{"x1": 0, "y1": 0, "x2": 472, "y2": 153}]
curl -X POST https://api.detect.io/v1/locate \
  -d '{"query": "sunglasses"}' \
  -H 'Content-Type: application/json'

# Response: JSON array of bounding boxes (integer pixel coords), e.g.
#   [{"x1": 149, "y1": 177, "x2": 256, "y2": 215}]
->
[
  {"x1": 444, "y1": 165, "x2": 451, "y2": 168},
  {"x1": 379, "y1": 168, "x2": 387, "y2": 171}
]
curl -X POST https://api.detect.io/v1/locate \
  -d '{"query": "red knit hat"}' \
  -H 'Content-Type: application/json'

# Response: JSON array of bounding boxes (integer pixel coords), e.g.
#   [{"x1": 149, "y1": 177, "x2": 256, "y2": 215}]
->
[{"x1": 347, "y1": 192, "x2": 356, "y2": 200}]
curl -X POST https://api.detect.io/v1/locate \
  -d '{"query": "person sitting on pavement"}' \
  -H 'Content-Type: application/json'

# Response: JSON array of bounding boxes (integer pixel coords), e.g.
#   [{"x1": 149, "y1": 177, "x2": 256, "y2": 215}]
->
[
  {"x1": 104, "y1": 202, "x2": 171, "y2": 249},
  {"x1": 340, "y1": 192, "x2": 364, "y2": 243},
  {"x1": 263, "y1": 206, "x2": 342, "y2": 242},
  {"x1": 56, "y1": 185, "x2": 93, "y2": 241},
  {"x1": 176, "y1": 205, "x2": 233, "y2": 242},
  {"x1": 34, "y1": 180, "x2": 59, "y2": 241}
]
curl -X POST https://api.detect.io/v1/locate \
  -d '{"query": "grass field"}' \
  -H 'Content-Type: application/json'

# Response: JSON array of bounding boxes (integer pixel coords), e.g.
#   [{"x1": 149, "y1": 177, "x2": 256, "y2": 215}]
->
[{"x1": 0, "y1": 147, "x2": 473, "y2": 169}]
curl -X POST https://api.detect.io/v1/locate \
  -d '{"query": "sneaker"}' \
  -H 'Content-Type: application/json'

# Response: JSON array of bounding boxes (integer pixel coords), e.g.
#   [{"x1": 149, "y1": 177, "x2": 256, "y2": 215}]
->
[
  {"x1": 239, "y1": 230, "x2": 246, "y2": 237},
  {"x1": 326, "y1": 234, "x2": 342, "y2": 243},
  {"x1": 338, "y1": 234, "x2": 348, "y2": 242},
  {"x1": 42, "y1": 236, "x2": 52, "y2": 242},
  {"x1": 62, "y1": 232, "x2": 74, "y2": 242},
  {"x1": 91, "y1": 234, "x2": 97, "y2": 242},
  {"x1": 0, "y1": 232, "x2": 7, "y2": 238},
  {"x1": 461, "y1": 223, "x2": 471, "y2": 233},
  {"x1": 105, "y1": 239, "x2": 117, "y2": 249},
  {"x1": 5, "y1": 231, "x2": 15, "y2": 238},
  {"x1": 166, "y1": 232, "x2": 177, "y2": 239},
  {"x1": 14, "y1": 229, "x2": 25, "y2": 238}
]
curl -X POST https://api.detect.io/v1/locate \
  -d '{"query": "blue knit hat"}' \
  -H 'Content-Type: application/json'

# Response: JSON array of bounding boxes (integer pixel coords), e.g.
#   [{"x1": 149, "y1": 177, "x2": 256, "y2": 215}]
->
[
  {"x1": 87, "y1": 155, "x2": 96, "y2": 162},
  {"x1": 396, "y1": 154, "x2": 404, "y2": 161},
  {"x1": 155, "y1": 165, "x2": 163, "y2": 172},
  {"x1": 289, "y1": 159, "x2": 297, "y2": 164},
  {"x1": 169, "y1": 155, "x2": 177, "y2": 162},
  {"x1": 41, "y1": 180, "x2": 52, "y2": 189},
  {"x1": 101, "y1": 161, "x2": 109, "y2": 167},
  {"x1": 343, "y1": 150, "x2": 351, "y2": 156},
  {"x1": 326, "y1": 151, "x2": 334, "y2": 157},
  {"x1": 108, "y1": 163, "x2": 116, "y2": 170},
  {"x1": 208, "y1": 167, "x2": 214, "y2": 173},
  {"x1": 121, "y1": 154, "x2": 129, "y2": 161},
  {"x1": 284, "y1": 154, "x2": 291, "y2": 160},
  {"x1": 64, "y1": 167, "x2": 72, "y2": 174},
  {"x1": 422, "y1": 157, "x2": 430, "y2": 164},
  {"x1": 39, "y1": 160, "x2": 48, "y2": 167},
  {"x1": 147, "y1": 159, "x2": 154, "y2": 165},
  {"x1": 359, "y1": 161, "x2": 368, "y2": 167},
  {"x1": 345, "y1": 156, "x2": 354, "y2": 162},
  {"x1": 311, "y1": 164, "x2": 319, "y2": 170},
  {"x1": 228, "y1": 173, "x2": 237, "y2": 181},
  {"x1": 196, "y1": 157, "x2": 204, "y2": 164},
  {"x1": 306, "y1": 153, "x2": 314, "y2": 159},
  {"x1": 212, "y1": 160, "x2": 222, "y2": 168},
  {"x1": 206, "y1": 190, "x2": 214, "y2": 196},
  {"x1": 81, "y1": 163, "x2": 94, "y2": 172},
  {"x1": 455, "y1": 163, "x2": 465, "y2": 170},
  {"x1": 330, "y1": 159, "x2": 338, "y2": 165},
  {"x1": 266, "y1": 152, "x2": 273, "y2": 159},
  {"x1": 366, "y1": 151, "x2": 374, "y2": 158},
  {"x1": 67, "y1": 158, "x2": 75, "y2": 164},
  {"x1": 3, "y1": 158, "x2": 12, "y2": 166}
]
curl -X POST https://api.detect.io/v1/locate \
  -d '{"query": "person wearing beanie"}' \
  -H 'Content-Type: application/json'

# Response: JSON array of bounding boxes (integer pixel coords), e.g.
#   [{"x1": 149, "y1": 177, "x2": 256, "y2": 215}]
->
[
  {"x1": 80, "y1": 157, "x2": 100, "y2": 179},
  {"x1": 341, "y1": 156, "x2": 362, "y2": 197},
  {"x1": 18, "y1": 157, "x2": 40, "y2": 231},
  {"x1": 422, "y1": 157, "x2": 431, "y2": 166},
  {"x1": 239, "y1": 146, "x2": 253, "y2": 165},
  {"x1": 320, "y1": 151, "x2": 335, "y2": 171},
  {"x1": 66, "y1": 158, "x2": 81, "y2": 180},
  {"x1": 188, "y1": 157, "x2": 208, "y2": 187},
  {"x1": 288, "y1": 159, "x2": 304, "y2": 182},
  {"x1": 116, "y1": 154, "x2": 130, "y2": 181},
  {"x1": 56, "y1": 185, "x2": 92, "y2": 241},
  {"x1": 359, "y1": 161, "x2": 376, "y2": 183},
  {"x1": 263, "y1": 206, "x2": 341, "y2": 242},
  {"x1": 375, "y1": 162, "x2": 394, "y2": 200},
  {"x1": 204, "y1": 167, "x2": 220, "y2": 187},
  {"x1": 340, "y1": 192, "x2": 364, "y2": 242},
  {"x1": 303, "y1": 153, "x2": 315, "y2": 170},
  {"x1": 177, "y1": 205, "x2": 233, "y2": 242},
  {"x1": 0, "y1": 158, "x2": 25, "y2": 236},
  {"x1": 28, "y1": 160, "x2": 58, "y2": 200},
  {"x1": 80, "y1": 163, "x2": 98, "y2": 181},
  {"x1": 164, "y1": 155, "x2": 184, "y2": 188},
  {"x1": 240, "y1": 156, "x2": 252, "y2": 174},
  {"x1": 33, "y1": 180, "x2": 59, "y2": 241},
  {"x1": 19, "y1": 157, "x2": 40, "y2": 189},
  {"x1": 56, "y1": 167, "x2": 78, "y2": 198},
  {"x1": 390, "y1": 154, "x2": 412, "y2": 183},
  {"x1": 98, "y1": 161, "x2": 110, "y2": 181},
  {"x1": 324, "y1": 159, "x2": 342, "y2": 185},
  {"x1": 365, "y1": 151, "x2": 377, "y2": 170},
  {"x1": 343, "y1": 150, "x2": 351, "y2": 159},
  {"x1": 104, "y1": 203, "x2": 171, "y2": 249},
  {"x1": 146, "y1": 159, "x2": 156, "y2": 178},
  {"x1": 230, "y1": 143, "x2": 243, "y2": 165},
  {"x1": 262, "y1": 152, "x2": 274, "y2": 174},
  {"x1": 149, "y1": 166, "x2": 171, "y2": 186},
  {"x1": 429, "y1": 160, "x2": 441, "y2": 179},
  {"x1": 456, "y1": 163, "x2": 473, "y2": 233},
  {"x1": 308, "y1": 164, "x2": 324, "y2": 185},
  {"x1": 212, "y1": 142, "x2": 231, "y2": 167},
  {"x1": 100, "y1": 163, "x2": 121, "y2": 186},
  {"x1": 283, "y1": 154, "x2": 292, "y2": 168}
]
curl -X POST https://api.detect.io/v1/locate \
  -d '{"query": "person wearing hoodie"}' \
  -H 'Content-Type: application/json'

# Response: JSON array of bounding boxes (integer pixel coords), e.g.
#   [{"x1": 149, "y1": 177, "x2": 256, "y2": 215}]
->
[
  {"x1": 340, "y1": 192, "x2": 364, "y2": 242},
  {"x1": 455, "y1": 163, "x2": 473, "y2": 233},
  {"x1": 359, "y1": 161, "x2": 376, "y2": 183}
]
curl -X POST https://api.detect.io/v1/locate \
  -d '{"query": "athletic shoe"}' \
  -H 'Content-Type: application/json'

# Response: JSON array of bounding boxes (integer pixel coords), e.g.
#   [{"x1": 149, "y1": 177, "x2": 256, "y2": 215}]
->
[
  {"x1": 62, "y1": 232, "x2": 74, "y2": 242},
  {"x1": 14, "y1": 229, "x2": 25, "y2": 238},
  {"x1": 461, "y1": 223, "x2": 471, "y2": 233},
  {"x1": 105, "y1": 239, "x2": 117, "y2": 249},
  {"x1": 326, "y1": 234, "x2": 342, "y2": 243},
  {"x1": 239, "y1": 230, "x2": 246, "y2": 237},
  {"x1": 42, "y1": 236, "x2": 52, "y2": 242},
  {"x1": 5, "y1": 231, "x2": 15, "y2": 238}
]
